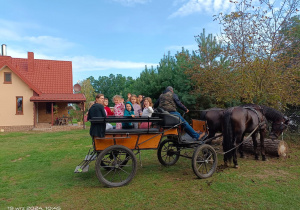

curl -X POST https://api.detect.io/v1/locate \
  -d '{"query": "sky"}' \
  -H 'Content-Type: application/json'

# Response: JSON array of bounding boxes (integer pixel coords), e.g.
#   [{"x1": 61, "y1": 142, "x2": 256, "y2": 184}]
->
[{"x1": 0, "y1": 0, "x2": 235, "y2": 84}]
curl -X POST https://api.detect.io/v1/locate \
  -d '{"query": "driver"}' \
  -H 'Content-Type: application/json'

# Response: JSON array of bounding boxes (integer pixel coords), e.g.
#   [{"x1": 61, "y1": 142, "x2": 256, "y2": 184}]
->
[{"x1": 154, "y1": 86, "x2": 207, "y2": 141}]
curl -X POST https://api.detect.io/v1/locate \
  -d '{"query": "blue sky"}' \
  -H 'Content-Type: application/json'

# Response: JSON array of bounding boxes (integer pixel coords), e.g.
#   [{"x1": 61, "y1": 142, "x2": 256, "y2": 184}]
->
[{"x1": 1, "y1": 0, "x2": 235, "y2": 84}]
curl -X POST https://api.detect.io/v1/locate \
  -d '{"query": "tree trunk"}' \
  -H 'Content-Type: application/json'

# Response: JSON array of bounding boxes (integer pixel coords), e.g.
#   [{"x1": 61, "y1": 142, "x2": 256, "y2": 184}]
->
[{"x1": 242, "y1": 139, "x2": 288, "y2": 157}]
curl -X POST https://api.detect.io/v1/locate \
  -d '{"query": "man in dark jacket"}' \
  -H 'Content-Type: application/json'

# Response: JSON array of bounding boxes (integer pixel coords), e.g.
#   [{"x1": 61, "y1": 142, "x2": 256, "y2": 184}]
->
[
  {"x1": 154, "y1": 86, "x2": 207, "y2": 141},
  {"x1": 87, "y1": 94, "x2": 106, "y2": 138}
]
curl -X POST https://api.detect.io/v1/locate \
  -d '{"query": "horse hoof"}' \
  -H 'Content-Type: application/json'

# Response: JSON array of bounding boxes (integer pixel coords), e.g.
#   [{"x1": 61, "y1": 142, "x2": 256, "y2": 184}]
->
[
  {"x1": 262, "y1": 156, "x2": 267, "y2": 161},
  {"x1": 234, "y1": 165, "x2": 239, "y2": 169},
  {"x1": 240, "y1": 155, "x2": 245, "y2": 158},
  {"x1": 255, "y1": 156, "x2": 259, "y2": 160}
]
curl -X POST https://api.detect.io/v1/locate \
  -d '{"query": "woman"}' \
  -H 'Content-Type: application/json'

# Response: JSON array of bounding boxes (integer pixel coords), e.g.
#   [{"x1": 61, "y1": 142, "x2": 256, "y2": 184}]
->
[{"x1": 87, "y1": 94, "x2": 106, "y2": 138}]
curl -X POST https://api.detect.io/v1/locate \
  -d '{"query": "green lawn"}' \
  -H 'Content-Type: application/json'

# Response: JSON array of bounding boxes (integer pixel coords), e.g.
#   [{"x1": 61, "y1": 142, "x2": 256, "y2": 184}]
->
[{"x1": 0, "y1": 130, "x2": 299, "y2": 209}]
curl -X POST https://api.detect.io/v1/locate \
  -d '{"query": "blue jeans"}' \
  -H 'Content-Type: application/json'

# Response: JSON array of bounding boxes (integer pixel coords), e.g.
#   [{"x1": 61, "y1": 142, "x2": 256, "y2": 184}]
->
[{"x1": 170, "y1": 111, "x2": 200, "y2": 139}]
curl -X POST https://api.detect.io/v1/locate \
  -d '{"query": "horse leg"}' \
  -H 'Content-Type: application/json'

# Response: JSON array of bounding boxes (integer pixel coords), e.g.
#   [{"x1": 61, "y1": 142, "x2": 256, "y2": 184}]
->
[
  {"x1": 252, "y1": 132, "x2": 259, "y2": 160},
  {"x1": 205, "y1": 130, "x2": 215, "y2": 145},
  {"x1": 233, "y1": 147, "x2": 239, "y2": 168},
  {"x1": 222, "y1": 138, "x2": 228, "y2": 167},
  {"x1": 223, "y1": 155, "x2": 228, "y2": 167},
  {"x1": 238, "y1": 133, "x2": 245, "y2": 158},
  {"x1": 260, "y1": 130, "x2": 267, "y2": 161},
  {"x1": 233, "y1": 131, "x2": 244, "y2": 168},
  {"x1": 233, "y1": 136, "x2": 239, "y2": 168}
]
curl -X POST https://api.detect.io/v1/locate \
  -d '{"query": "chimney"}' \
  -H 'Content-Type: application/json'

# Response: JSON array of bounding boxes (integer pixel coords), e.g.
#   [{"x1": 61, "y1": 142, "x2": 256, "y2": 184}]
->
[
  {"x1": 1, "y1": 44, "x2": 7, "y2": 56},
  {"x1": 28, "y1": 52, "x2": 34, "y2": 72}
]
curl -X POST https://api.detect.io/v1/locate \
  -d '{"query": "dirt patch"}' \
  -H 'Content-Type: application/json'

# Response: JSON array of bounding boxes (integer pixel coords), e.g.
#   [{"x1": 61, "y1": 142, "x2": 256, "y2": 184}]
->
[
  {"x1": 216, "y1": 164, "x2": 228, "y2": 173},
  {"x1": 11, "y1": 154, "x2": 31, "y2": 162}
]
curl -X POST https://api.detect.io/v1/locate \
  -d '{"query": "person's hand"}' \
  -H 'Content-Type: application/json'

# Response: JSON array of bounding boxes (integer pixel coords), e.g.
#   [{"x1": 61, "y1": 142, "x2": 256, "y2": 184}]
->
[
  {"x1": 186, "y1": 109, "x2": 189, "y2": 113},
  {"x1": 132, "y1": 115, "x2": 135, "y2": 118}
]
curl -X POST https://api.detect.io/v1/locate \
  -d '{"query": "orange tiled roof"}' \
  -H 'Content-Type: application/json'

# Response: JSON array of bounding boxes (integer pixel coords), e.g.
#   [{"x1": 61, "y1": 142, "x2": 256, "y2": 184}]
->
[
  {"x1": 30, "y1": 93, "x2": 86, "y2": 102},
  {"x1": 0, "y1": 59, "x2": 41, "y2": 95},
  {"x1": 0, "y1": 53, "x2": 86, "y2": 102}
]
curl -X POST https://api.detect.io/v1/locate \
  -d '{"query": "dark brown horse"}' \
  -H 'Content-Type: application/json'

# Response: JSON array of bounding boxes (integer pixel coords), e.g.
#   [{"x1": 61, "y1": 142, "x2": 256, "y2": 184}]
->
[
  {"x1": 222, "y1": 105, "x2": 289, "y2": 168},
  {"x1": 200, "y1": 108, "x2": 224, "y2": 143}
]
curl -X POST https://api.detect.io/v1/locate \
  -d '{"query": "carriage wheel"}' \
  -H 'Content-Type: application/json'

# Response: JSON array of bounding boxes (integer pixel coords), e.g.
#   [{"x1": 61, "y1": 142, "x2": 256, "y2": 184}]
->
[
  {"x1": 192, "y1": 144, "x2": 217, "y2": 179},
  {"x1": 100, "y1": 152, "x2": 129, "y2": 171},
  {"x1": 157, "y1": 138, "x2": 180, "y2": 166},
  {"x1": 95, "y1": 145, "x2": 137, "y2": 187}
]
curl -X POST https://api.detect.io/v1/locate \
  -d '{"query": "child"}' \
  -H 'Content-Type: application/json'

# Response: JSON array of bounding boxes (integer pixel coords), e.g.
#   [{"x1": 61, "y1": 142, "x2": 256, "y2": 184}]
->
[
  {"x1": 122, "y1": 101, "x2": 135, "y2": 129},
  {"x1": 126, "y1": 93, "x2": 131, "y2": 102},
  {"x1": 113, "y1": 95, "x2": 125, "y2": 129},
  {"x1": 104, "y1": 98, "x2": 114, "y2": 116},
  {"x1": 130, "y1": 94, "x2": 142, "y2": 128},
  {"x1": 140, "y1": 97, "x2": 154, "y2": 129},
  {"x1": 138, "y1": 94, "x2": 145, "y2": 110}
]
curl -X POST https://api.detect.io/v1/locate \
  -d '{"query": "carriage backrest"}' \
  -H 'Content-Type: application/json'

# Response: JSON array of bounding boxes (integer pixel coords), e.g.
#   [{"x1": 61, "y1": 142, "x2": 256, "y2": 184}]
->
[{"x1": 152, "y1": 109, "x2": 181, "y2": 128}]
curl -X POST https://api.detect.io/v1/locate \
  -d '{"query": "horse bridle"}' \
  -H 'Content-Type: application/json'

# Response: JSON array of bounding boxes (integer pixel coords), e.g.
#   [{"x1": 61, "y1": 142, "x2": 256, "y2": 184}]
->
[{"x1": 269, "y1": 121, "x2": 288, "y2": 138}]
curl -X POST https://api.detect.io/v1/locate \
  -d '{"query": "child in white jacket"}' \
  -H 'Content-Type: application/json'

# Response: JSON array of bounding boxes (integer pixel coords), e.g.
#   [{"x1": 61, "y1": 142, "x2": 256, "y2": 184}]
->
[{"x1": 140, "y1": 97, "x2": 154, "y2": 129}]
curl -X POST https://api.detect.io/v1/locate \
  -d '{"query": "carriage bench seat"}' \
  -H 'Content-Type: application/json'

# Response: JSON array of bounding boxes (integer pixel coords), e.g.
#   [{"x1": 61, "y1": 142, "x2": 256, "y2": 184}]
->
[{"x1": 105, "y1": 128, "x2": 160, "y2": 134}]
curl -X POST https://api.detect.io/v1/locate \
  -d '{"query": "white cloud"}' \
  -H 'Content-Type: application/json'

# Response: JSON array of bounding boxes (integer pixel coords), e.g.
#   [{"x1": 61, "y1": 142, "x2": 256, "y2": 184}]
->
[
  {"x1": 71, "y1": 55, "x2": 157, "y2": 72},
  {"x1": 0, "y1": 18, "x2": 155, "y2": 76},
  {"x1": 169, "y1": 0, "x2": 235, "y2": 18},
  {"x1": 6, "y1": 46, "x2": 157, "y2": 73},
  {"x1": 213, "y1": 0, "x2": 223, "y2": 12},
  {"x1": 0, "y1": 19, "x2": 75, "y2": 54},
  {"x1": 24, "y1": 36, "x2": 75, "y2": 52}
]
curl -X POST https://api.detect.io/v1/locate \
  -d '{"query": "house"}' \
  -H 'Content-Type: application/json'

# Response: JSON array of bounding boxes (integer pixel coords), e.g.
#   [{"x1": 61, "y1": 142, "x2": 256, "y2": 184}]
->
[{"x1": 0, "y1": 44, "x2": 86, "y2": 132}]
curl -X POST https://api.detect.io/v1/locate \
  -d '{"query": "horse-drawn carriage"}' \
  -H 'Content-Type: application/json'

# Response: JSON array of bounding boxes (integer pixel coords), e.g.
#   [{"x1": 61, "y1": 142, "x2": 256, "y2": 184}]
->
[
  {"x1": 75, "y1": 110, "x2": 218, "y2": 187},
  {"x1": 75, "y1": 105, "x2": 289, "y2": 187}
]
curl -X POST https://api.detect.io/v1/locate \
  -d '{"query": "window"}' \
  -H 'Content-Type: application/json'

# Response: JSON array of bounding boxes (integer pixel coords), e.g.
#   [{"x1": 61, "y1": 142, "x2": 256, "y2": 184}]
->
[
  {"x1": 4, "y1": 72, "x2": 12, "y2": 84},
  {"x1": 46, "y1": 102, "x2": 56, "y2": 114},
  {"x1": 16, "y1": 97, "x2": 23, "y2": 115},
  {"x1": 46, "y1": 102, "x2": 52, "y2": 114}
]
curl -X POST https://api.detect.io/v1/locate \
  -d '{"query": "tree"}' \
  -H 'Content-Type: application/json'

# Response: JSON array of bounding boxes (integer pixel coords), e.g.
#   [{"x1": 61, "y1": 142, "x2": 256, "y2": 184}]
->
[
  {"x1": 279, "y1": 15, "x2": 300, "y2": 60},
  {"x1": 87, "y1": 74, "x2": 135, "y2": 106},
  {"x1": 133, "y1": 49, "x2": 213, "y2": 111},
  {"x1": 213, "y1": 0, "x2": 300, "y2": 109},
  {"x1": 185, "y1": 29, "x2": 233, "y2": 107},
  {"x1": 79, "y1": 79, "x2": 95, "y2": 111}
]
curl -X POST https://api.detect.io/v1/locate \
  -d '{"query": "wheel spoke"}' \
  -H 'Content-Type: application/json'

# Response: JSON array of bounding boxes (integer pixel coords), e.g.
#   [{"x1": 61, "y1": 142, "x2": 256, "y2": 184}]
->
[
  {"x1": 163, "y1": 155, "x2": 168, "y2": 163},
  {"x1": 103, "y1": 168, "x2": 114, "y2": 177},
  {"x1": 117, "y1": 169, "x2": 123, "y2": 182},
  {"x1": 197, "y1": 162, "x2": 204, "y2": 171},
  {"x1": 158, "y1": 139, "x2": 180, "y2": 166},
  {"x1": 119, "y1": 167, "x2": 130, "y2": 174},
  {"x1": 204, "y1": 163, "x2": 208, "y2": 173},
  {"x1": 161, "y1": 154, "x2": 167, "y2": 158}
]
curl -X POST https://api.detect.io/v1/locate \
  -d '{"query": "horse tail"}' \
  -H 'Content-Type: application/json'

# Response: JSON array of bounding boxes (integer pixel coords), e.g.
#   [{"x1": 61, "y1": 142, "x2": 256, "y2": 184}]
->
[{"x1": 222, "y1": 109, "x2": 234, "y2": 162}]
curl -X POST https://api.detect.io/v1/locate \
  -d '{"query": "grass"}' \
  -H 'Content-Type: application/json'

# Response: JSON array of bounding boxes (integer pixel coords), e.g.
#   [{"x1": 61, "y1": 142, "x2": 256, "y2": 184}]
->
[{"x1": 0, "y1": 129, "x2": 299, "y2": 209}]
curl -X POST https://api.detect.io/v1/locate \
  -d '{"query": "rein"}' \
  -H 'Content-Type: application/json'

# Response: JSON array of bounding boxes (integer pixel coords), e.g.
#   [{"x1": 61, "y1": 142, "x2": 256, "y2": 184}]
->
[{"x1": 217, "y1": 124, "x2": 260, "y2": 155}]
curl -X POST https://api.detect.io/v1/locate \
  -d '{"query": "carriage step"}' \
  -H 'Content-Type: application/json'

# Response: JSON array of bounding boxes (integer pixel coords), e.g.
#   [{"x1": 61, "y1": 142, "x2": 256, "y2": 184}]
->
[
  {"x1": 74, "y1": 165, "x2": 89, "y2": 173},
  {"x1": 85, "y1": 154, "x2": 97, "y2": 161}
]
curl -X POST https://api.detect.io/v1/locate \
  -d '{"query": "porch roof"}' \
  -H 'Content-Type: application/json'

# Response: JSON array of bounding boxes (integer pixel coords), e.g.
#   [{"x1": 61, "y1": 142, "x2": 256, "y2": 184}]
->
[{"x1": 30, "y1": 93, "x2": 86, "y2": 103}]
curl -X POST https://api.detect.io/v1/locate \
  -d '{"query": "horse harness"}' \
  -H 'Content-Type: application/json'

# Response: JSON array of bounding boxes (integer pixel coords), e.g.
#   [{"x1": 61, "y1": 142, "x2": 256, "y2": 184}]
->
[
  {"x1": 218, "y1": 106, "x2": 267, "y2": 155},
  {"x1": 243, "y1": 106, "x2": 267, "y2": 130}
]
